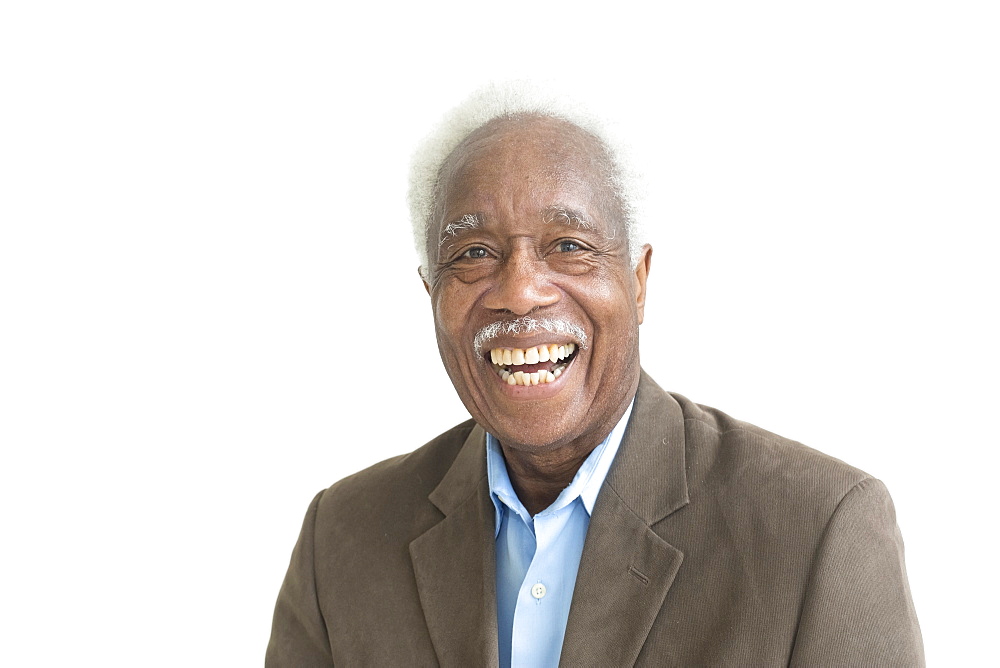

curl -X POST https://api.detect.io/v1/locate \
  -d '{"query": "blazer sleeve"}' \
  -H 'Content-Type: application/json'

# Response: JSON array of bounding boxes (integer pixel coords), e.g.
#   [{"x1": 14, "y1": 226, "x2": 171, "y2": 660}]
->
[
  {"x1": 790, "y1": 478, "x2": 924, "y2": 666},
  {"x1": 266, "y1": 491, "x2": 335, "y2": 668}
]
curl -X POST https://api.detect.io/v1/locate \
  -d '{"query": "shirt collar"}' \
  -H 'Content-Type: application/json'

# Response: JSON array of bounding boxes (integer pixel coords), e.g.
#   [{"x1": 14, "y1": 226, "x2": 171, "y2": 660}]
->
[{"x1": 486, "y1": 398, "x2": 635, "y2": 534}]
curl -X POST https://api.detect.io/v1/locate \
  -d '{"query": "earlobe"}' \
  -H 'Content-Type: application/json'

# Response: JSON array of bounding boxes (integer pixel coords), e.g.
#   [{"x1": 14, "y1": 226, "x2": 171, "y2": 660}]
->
[
  {"x1": 633, "y1": 245, "x2": 652, "y2": 325},
  {"x1": 419, "y1": 267, "x2": 431, "y2": 296}
]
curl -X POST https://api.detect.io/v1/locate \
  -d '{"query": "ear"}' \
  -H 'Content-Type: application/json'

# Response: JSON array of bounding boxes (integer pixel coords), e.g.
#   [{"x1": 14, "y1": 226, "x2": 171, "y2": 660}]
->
[
  {"x1": 633, "y1": 245, "x2": 652, "y2": 325},
  {"x1": 419, "y1": 267, "x2": 431, "y2": 296}
]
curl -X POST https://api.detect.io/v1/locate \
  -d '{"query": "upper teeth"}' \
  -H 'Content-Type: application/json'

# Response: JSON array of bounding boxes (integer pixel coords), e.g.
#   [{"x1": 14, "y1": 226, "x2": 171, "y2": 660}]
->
[{"x1": 489, "y1": 343, "x2": 576, "y2": 366}]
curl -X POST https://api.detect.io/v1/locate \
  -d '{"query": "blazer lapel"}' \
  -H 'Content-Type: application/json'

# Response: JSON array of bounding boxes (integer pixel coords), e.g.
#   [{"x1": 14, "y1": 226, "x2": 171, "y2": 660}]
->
[
  {"x1": 560, "y1": 372, "x2": 689, "y2": 666},
  {"x1": 409, "y1": 424, "x2": 500, "y2": 667}
]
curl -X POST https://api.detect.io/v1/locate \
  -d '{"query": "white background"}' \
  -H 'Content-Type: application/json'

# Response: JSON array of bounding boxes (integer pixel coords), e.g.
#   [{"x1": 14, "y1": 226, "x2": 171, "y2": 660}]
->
[{"x1": 2, "y1": 1, "x2": 997, "y2": 664}]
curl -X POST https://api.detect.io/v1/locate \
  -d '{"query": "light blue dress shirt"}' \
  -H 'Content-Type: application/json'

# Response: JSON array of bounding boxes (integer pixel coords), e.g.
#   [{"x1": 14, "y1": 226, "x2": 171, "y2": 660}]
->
[{"x1": 487, "y1": 400, "x2": 634, "y2": 668}]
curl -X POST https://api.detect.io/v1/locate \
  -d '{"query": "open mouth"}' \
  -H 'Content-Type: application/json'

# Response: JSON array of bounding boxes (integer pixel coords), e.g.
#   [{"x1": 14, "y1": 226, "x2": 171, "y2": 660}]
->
[{"x1": 487, "y1": 343, "x2": 578, "y2": 386}]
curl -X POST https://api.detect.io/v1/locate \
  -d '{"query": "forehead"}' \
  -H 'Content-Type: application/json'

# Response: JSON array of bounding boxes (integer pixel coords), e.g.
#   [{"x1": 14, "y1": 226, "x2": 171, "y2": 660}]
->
[
  {"x1": 435, "y1": 115, "x2": 617, "y2": 226},
  {"x1": 454, "y1": 114, "x2": 607, "y2": 169}
]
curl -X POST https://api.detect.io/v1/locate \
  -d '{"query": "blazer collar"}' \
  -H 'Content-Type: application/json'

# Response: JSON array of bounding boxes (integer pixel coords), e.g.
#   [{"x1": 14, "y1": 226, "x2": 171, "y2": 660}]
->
[
  {"x1": 410, "y1": 370, "x2": 689, "y2": 667},
  {"x1": 559, "y1": 370, "x2": 689, "y2": 666},
  {"x1": 604, "y1": 370, "x2": 690, "y2": 523},
  {"x1": 428, "y1": 422, "x2": 489, "y2": 515},
  {"x1": 409, "y1": 423, "x2": 500, "y2": 667}
]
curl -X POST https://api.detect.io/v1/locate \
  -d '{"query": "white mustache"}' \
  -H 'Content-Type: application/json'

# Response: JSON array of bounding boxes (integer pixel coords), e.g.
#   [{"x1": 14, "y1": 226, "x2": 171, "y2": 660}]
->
[{"x1": 473, "y1": 317, "x2": 588, "y2": 355}]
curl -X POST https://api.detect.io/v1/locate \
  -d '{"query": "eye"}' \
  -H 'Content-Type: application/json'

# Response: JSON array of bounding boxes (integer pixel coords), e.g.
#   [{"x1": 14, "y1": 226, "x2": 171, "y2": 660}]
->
[
  {"x1": 557, "y1": 240, "x2": 581, "y2": 253},
  {"x1": 462, "y1": 247, "x2": 490, "y2": 259}
]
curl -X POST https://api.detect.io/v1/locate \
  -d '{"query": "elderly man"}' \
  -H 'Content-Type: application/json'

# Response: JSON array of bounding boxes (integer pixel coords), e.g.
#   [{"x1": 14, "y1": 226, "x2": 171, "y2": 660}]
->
[{"x1": 267, "y1": 86, "x2": 923, "y2": 666}]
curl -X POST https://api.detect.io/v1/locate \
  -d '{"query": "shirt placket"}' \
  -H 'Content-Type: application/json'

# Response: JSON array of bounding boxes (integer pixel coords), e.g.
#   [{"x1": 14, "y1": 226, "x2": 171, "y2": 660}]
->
[{"x1": 510, "y1": 505, "x2": 576, "y2": 668}]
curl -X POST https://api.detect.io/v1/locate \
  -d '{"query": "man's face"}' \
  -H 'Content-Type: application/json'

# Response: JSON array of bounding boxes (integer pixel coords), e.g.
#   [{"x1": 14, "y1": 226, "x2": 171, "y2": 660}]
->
[{"x1": 425, "y1": 116, "x2": 651, "y2": 455}]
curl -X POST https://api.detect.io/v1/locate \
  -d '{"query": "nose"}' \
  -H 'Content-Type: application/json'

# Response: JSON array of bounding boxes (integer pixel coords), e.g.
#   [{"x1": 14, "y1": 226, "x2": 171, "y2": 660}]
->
[{"x1": 482, "y1": 249, "x2": 560, "y2": 316}]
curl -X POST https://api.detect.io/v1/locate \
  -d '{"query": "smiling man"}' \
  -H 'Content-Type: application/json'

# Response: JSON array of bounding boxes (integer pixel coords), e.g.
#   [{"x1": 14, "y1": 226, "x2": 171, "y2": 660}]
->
[{"x1": 267, "y1": 85, "x2": 923, "y2": 667}]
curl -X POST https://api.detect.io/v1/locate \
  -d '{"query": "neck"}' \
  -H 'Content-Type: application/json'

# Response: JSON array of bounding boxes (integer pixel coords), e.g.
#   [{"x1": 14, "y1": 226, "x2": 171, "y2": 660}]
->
[
  {"x1": 497, "y1": 391, "x2": 635, "y2": 516},
  {"x1": 499, "y1": 439, "x2": 598, "y2": 516}
]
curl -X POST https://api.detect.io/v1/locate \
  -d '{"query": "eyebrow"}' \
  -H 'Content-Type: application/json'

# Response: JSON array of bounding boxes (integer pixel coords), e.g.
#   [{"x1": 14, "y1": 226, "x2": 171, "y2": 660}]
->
[
  {"x1": 542, "y1": 206, "x2": 596, "y2": 231},
  {"x1": 437, "y1": 205, "x2": 597, "y2": 249},
  {"x1": 438, "y1": 213, "x2": 482, "y2": 247}
]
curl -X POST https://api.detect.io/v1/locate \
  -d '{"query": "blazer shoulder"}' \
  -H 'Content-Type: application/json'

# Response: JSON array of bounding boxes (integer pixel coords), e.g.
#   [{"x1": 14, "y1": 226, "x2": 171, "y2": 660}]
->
[
  {"x1": 668, "y1": 391, "x2": 872, "y2": 508},
  {"x1": 314, "y1": 418, "x2": 477, "y2": 520}
]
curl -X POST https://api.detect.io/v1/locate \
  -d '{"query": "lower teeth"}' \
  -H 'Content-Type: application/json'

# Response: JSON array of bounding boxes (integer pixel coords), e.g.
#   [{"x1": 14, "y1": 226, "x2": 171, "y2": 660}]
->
[{"x1": 496, "y1": 364, "x2": 567, "y2": 386}]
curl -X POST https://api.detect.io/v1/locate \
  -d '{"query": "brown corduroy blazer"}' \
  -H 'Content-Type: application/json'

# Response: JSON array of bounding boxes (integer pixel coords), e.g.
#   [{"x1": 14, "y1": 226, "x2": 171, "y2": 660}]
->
[{"x1": 267, "y1": 372, "x2": 923, "y2": 666}]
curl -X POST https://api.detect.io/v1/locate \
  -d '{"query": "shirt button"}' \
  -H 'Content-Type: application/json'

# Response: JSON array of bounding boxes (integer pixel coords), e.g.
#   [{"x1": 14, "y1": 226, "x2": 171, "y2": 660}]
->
[{"x1": 531, "y1": 583, "x2": 547, "y2": 599}]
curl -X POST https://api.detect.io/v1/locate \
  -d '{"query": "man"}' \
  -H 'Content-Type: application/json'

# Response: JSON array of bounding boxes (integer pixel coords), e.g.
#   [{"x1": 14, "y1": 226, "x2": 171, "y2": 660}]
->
[{"x1": 267, "y1": 85, "x2": 923, "y2": 666}]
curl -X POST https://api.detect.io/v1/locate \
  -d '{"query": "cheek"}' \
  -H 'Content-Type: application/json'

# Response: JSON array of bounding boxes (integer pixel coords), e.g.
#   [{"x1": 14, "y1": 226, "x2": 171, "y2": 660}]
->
[
  {"x1": 431, "y1": 283, "x2": 464, "y2": 331},
  {"x1": 573, "y1": 272, "x2": 638, "y2": 331},
  {"x1": 431, "y1": 284, "x2": 479, "y2": 361}
]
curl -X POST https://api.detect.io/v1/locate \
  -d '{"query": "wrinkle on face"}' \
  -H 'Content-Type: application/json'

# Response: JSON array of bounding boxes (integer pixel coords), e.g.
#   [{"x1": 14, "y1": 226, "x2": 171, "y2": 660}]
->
[
  {"x1": 427, "y1": 114, "x2": 626, "y2": 275},
  {"x1": 425, "y1": 114, "x2": 647, "y2": 462}
]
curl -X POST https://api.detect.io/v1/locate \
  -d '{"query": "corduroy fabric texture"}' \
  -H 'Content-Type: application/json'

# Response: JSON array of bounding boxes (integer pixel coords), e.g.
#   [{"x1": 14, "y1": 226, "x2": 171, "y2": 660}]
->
[{"x1": 267, "y1": 371, "x2": 923, "y2": 666}]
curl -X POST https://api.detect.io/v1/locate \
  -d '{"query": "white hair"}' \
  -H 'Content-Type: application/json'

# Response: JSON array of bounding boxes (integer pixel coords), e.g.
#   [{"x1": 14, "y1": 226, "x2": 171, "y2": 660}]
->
[{"x1": 408, "y1": 81, "x2": 646, "y2": 280}]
